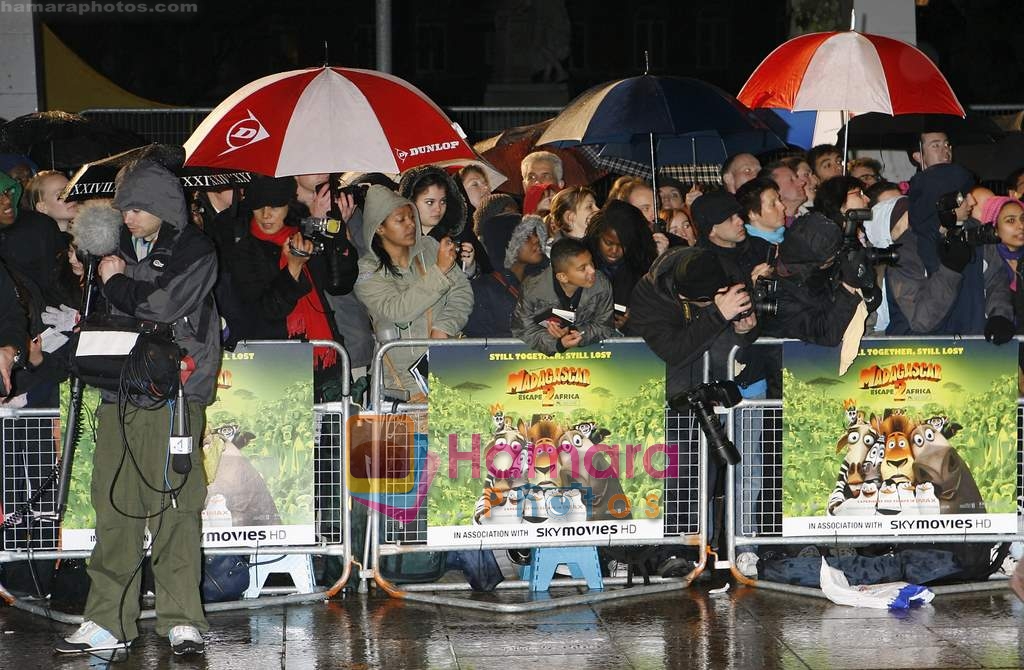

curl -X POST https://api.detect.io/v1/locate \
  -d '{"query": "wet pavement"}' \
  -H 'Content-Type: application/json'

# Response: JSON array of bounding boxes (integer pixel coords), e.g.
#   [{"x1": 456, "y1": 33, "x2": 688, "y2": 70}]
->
[{"x1": 1, "y1": 579, "x2": 1022, "y2": 669}]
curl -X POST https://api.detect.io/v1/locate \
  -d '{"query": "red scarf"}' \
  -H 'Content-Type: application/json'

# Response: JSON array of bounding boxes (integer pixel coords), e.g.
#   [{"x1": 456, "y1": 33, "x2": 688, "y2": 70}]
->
[{"x1": 249, "y1": 219, "x2": 337, "y2": 369}]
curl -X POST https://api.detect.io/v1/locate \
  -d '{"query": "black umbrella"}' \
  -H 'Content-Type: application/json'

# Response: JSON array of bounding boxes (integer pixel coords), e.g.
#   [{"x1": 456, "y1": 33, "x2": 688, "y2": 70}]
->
[
  {"x1": 60, "y1": 143, "x2": 252, "y2": 201},
  {"x1": 0, "y1": 111, "x2": 146, "y2": 170},
  {"x1": 538, "y1": 74, "x2": 784, "y2": 203},
  {"x1": 836, "y1": 113, "x2": 1003, "y2": 150},
  {"x1": 955, "y1": 132, "x2": 1024, "y2": 183}
]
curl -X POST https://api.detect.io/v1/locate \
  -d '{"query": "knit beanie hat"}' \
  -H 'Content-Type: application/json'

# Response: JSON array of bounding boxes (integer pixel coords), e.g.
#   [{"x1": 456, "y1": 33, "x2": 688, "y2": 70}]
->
[
  {"x1": 243, "y1": 175, "x2": 297, "y2": 210},
  {"x1": 980, "y1": 195, "x2": 1024, "y2": 225},
  {"x1": 473, "y1": 193, "x2": 518, "y2": 230},
  {"x1": 691, "y1": 190, "x2": 742, "y2": 238},
  {"x1": 672, "y1": 247, "x2": 730, "y2": 300}
]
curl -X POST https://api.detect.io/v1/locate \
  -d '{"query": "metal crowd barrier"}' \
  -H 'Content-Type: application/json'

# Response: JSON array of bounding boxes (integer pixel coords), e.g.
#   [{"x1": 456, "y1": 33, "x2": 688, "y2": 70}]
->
[
  {"x1": 0, "y1": 339, "x2": 354, "y2": 619},
  {"x1": 725, "y1": 336, "x2": 1024, "y2": 598},
  {"x1": 362, "y1": 337, "x2": 709, "y2": 612}
]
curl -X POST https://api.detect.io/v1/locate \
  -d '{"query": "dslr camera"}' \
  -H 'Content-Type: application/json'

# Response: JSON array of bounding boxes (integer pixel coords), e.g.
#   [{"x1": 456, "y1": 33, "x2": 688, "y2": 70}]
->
[
  {"x1": 736, "y1": 276, "x2": 779, "y2": 320},
  {"x1": 669, "y1": 380, "x2": 744, "y2": 465},
  {"x1": 935, "y1": 191, "x2": 1000, "y2": 246},
  {"x1": 838, "y1": 208, "x2": 899, "y2": 289}
]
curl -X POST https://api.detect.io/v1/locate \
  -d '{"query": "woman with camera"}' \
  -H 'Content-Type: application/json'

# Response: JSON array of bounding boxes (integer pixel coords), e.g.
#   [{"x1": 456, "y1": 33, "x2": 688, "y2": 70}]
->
[
  {"x1": 398, "y1": 165, "x2": 490, "y2": 278},
  {"x1": 354, "y1": 185, "x2": 473, "y2": 401},
  {"x1": 228, "y1": 175, "x2": 358, "y2": 398}
]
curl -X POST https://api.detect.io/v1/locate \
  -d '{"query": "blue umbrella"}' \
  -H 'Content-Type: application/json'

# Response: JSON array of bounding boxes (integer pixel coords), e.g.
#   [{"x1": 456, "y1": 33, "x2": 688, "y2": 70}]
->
[{"x1": 538, "y1": 75, "x2": 784, "y2": 195}]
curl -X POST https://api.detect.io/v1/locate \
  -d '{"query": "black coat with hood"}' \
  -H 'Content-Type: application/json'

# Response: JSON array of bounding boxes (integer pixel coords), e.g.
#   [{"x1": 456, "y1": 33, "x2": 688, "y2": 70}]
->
[
  {"x1": 398, "y1": 165, "x2": 492, "y2": 276},
  {"x1": 465, "y1": 213, "x2": 548, "y2": 338},
  {"x1": 629, "y1": 246, "x2": 758, "y2": 400},
  {"x1": 100, "y1": 159, "x2": 221, "y2": 404},
  {"x1": 761, "y1": 212, "x2": 863, "y2": 346},
  {"x1": 228, "y1": 216, "x2": 358, "y2": 345}
]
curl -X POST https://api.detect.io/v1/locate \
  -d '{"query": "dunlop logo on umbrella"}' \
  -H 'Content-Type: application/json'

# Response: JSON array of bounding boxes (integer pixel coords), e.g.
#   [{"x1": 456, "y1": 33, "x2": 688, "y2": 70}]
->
[
  {"x1": 221, "y1": 110, "x2": 270, "y2": 156},
  {"x1": 395, "y1": 141, "x2": 462, "y2": 163}
]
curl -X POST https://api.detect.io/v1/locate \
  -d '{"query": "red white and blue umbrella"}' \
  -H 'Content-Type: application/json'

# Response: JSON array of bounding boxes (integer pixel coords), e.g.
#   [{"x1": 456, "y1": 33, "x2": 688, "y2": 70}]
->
[
  {"x1": 737, "y1": 30, "x2": 964, "y2": 117},
  {"x1": 184, "y1": 66, "x2": 500, "y2": 181}
]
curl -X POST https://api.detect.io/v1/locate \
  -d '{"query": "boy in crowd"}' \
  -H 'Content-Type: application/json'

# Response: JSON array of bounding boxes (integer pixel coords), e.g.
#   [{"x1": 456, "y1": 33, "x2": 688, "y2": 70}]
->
[{"x1": 512, "y1": 238, "x2": 615, "y2": 355}]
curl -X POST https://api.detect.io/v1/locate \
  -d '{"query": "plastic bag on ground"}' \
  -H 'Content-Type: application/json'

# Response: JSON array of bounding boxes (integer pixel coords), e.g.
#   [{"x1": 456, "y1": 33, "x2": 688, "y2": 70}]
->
[{"x1": 819, "y1": 558, "x2": 934, "y2": 610}]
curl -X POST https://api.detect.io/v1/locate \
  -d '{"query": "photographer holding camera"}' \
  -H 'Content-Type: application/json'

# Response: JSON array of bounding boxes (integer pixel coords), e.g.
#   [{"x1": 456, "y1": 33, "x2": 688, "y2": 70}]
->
[
  {"x1": 629, "y1": 245, "x2": 758, "y2": 562},
  {"x1": 228, "y1": 175, "x2": 359, "y2": 397},
  {"x1": 897, "y1": 163, "x2": 1013, "y2": 338},
  {"x1": 629, "y1": 245, "x2": 758, "y2": 403},
  {"x1": 759, "y1": 207, "x2": 876, "y2": 347}
]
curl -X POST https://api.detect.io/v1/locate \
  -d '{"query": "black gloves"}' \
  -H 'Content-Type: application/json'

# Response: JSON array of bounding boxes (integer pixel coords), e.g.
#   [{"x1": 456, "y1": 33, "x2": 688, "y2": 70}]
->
[
  {"x1": 984, "y1": 315, "x2": 1015, "y2": 345},
  {"x1": 839, "y1": 248, "x2": 872, "y2": 289},
  {"x1": 938, "y1": 234, "x2": 972, "y2": 273},
  {"x1": 861, "y1": 286, "x2": 884, "y2": 314}
]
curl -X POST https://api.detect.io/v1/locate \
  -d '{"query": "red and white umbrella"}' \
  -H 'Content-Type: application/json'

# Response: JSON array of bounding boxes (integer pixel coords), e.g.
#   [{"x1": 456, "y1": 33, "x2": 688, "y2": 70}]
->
[
  {"x1": 738, "y1": 31, "x2": 964, "y2": 117},
  {"x1": 184, "y1": 66, "x2": 492, "y2": 179}
]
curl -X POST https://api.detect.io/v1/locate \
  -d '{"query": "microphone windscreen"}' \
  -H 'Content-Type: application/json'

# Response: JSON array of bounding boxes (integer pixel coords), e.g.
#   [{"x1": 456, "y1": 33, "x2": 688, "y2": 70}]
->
[{"x1": 72, "y1": 201, "x2": 123, "y2": 256}]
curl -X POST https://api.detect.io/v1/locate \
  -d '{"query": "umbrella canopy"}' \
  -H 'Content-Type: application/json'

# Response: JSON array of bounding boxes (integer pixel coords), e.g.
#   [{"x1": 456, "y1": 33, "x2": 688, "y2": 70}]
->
[
  {"x1": 60, "y1": 143, "x2": 253, "y2": 201},
  {"x1": 737, "y1": 31, "x2": 965, "y2": 117},
  {"x1": 0, "y1": 110, "x2": 146, "y2": 170},
  {"x1": 539, "y1": 75, "x2": 783, "y2": 154},
  {"x1": 955, "y1": 132, "x2": 1024, "y2": 183},
  {"x1": 473, "y1": 119, "x2": 605, "y2": 195},
  {"x1": 184, "y1": 66, "x2": 487, "y2": 178},
  {"x1": 752, "y1": 108, "x2": 846, "y2": 150},
  {"x1": 576, "y1": 144, "x2": 723, "y2": 184},
  {"x1": 836, "y1": 112, "x2": 1003, "y2": 151}
]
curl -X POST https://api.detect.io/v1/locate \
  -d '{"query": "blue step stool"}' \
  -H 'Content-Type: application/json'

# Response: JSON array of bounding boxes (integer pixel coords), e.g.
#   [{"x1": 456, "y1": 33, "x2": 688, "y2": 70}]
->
[{"x1": 520, "y1": 546, "x2": 604, "y2": 591}]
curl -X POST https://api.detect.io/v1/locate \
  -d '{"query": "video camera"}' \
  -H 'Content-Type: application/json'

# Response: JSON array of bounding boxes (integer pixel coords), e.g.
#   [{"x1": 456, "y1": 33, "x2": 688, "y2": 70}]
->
[
  {"x1": 289, "y1": 216, "x2": 344, "y2": 258},
  {"x1": 669, "y1": 380, "x2": 744, "y2": 465},
  {"x1": 935, "y1": 191, "x2": 1000, "y2": 246},
  {"x1": 838, "y1": 208, "x2": 899, "y2": 289}
]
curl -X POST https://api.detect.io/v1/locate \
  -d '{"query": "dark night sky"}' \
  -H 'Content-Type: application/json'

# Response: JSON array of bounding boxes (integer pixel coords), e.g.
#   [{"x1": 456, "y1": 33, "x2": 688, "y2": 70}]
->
[{"x1": 39, "y1": 0, "x2": 1024, "y2": 109}]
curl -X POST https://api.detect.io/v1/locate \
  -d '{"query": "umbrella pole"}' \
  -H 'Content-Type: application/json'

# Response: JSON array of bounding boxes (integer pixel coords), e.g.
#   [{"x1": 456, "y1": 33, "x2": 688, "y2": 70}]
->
[
  {"x1": 650, "y1": 131, "x2": 659, "y2": 210},
  {"x1": 841, "y1": 110, "x2": 849, "y2": 175}
]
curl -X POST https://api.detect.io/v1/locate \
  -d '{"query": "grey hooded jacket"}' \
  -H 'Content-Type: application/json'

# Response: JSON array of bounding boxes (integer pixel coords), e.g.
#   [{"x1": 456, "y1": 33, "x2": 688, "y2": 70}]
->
[
  {"x1": 353, "y1": 185, "x2": 473, "y2": 396},
  {"x1": 102, "y1": 159, "x2": 221, "y2": 404},
  {"x1": 511, "y1": 265, "x2": 616, "y2": 356}
]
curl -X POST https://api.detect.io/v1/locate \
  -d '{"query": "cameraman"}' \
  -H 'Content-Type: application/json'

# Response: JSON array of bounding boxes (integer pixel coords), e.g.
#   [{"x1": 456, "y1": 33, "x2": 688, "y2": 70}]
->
[
  {"x1": 57, "y1": 160, "x2": 220, "y2": 656},
  {"x1": 228, "y1": 175, "x2": 359, "y2": 398}
]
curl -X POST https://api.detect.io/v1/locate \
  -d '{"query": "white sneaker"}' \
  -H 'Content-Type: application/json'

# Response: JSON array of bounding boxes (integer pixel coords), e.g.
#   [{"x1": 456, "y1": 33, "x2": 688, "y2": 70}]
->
[
  {"x1": 608, "y1": 560, "x2": 630, "y2": 578},
  {"x1": 735, "y1": 552, "x2": 759, "y2": 577},
  {"x1": 168, "y1": 625, "x2": 205, "y2": 656},
  {"x1": 55, "y1": 620, "x2": 130, "y2": 654}
]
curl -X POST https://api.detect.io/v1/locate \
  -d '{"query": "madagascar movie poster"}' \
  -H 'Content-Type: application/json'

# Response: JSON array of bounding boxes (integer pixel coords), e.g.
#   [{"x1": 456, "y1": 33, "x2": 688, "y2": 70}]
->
[
  {"x1": 426, "y1": 341, "x2": 667, "y2": 548},
  {"x1": 60, "y1": 341, "x2": 315, "y2": 549},
  {"x1": 781, "y1": 338, "x2": 1017, "y2": 537}
]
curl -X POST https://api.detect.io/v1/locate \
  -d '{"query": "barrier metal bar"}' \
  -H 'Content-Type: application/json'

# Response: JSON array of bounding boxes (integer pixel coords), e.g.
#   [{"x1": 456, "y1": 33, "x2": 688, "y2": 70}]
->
[
  {"x1": 724, "y1": 336, "x2": 1024, "y2": 595},
  {"x1": 365, "y1": 337, "x2": 710, "y2": 610},
  {"x1": 0, "y1": 339, "x2": 354, "y2": 612}
]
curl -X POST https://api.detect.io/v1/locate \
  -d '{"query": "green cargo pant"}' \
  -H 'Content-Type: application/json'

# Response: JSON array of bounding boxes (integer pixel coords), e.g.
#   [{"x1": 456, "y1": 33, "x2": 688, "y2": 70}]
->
[{"x1": 84, "y1": 401, "x2": 209, "y2": 641}]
